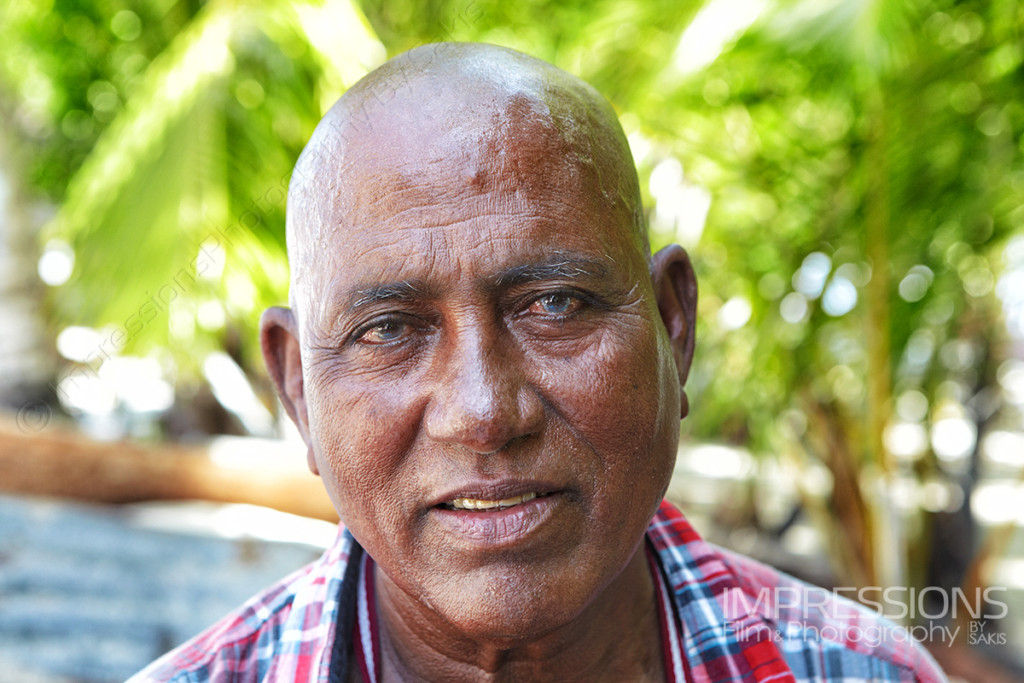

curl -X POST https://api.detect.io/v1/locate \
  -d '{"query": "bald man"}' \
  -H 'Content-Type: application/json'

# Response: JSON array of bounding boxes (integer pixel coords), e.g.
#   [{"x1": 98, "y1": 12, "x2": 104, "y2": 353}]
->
[{"x1": 131, "y1": 43, "x2": 946, "y2": 683}]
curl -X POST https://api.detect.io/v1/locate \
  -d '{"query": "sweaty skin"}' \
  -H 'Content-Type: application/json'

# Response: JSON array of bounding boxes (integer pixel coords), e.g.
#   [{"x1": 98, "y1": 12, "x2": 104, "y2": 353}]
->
[{"x1": 261, "y1": 43, "x2": 697, "y2": 682}]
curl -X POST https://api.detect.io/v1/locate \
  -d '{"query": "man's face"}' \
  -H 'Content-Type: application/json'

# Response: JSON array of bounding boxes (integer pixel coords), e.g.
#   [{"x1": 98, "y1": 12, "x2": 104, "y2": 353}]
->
[{"x1": 269, "y1": 104, "x2": 693, "y2": 641}]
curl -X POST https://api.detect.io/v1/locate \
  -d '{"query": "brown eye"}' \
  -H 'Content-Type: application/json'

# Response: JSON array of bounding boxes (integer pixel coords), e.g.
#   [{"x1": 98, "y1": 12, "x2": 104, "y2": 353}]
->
[
  {"x1": 359, "y1": 319, "x2": 408, "y2": 344},
  {"x1": 530, "y1": 292, "x2": 582, "y2": 316}
]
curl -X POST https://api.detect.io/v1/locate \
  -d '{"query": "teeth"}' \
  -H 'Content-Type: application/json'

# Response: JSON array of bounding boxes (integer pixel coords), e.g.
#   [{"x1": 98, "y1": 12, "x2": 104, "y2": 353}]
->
[{"x1": 449, "y1": 492, "x2": 538, "y2": 511}]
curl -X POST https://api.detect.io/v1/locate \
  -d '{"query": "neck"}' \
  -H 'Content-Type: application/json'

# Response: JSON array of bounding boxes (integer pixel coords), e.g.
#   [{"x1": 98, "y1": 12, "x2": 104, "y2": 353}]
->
[{"x1": 373, "y1": 546, "x2": 665, "y2": 683}]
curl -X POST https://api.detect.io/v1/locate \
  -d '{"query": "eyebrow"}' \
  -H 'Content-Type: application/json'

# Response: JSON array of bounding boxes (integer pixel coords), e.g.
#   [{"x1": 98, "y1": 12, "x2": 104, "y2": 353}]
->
[
  {"x1": 348, "y1": 279, "x2": 431, "y2": 310},
  {"x1": 491, "y1": 257, "x2": 610, "y2": 289},
  {"x1": 344, "y1": 256, "x2": 611, "y2": 312}
]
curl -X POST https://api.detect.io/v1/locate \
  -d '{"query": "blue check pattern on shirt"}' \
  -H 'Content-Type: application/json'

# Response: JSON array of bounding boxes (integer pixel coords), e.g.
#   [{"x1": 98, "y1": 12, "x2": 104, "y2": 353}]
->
[{"x1": 647, "y1": 502, "x2": 946, "y2": 682}]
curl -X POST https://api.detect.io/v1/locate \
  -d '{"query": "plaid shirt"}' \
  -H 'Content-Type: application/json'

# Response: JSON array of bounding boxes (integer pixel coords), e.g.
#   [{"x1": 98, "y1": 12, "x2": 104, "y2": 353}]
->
[
  {"x1": 129, "y1": 501, "x2": 946, "y2": 682},
  {"x1": 648, "y1": 502, "x2": 946, "y2": 682}
]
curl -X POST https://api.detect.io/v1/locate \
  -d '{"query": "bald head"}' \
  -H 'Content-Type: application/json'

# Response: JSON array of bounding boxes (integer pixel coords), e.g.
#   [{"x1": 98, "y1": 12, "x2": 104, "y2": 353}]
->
[{"x1": 285, "y1": 43, "x2": 646, "y2": 311}]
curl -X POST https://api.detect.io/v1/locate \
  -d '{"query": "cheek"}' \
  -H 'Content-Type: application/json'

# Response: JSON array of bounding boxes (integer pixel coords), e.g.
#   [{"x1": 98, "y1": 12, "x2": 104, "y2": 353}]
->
[
  {"x1": 543, "y1": 322, "x2": 668, "y2": 450},
  {"x1": 534, "y1": 320, "x2": 679, "y2": 521},
  {"x1": 303, "y1": 366, "x2": 425, "y2": 525}
]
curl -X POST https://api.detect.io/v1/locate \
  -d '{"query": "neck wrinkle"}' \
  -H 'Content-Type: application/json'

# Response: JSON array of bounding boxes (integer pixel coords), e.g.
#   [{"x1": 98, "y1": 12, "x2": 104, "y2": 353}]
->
[{"x1": 372, "y1": 546, "x2": 664, "y2": 683}]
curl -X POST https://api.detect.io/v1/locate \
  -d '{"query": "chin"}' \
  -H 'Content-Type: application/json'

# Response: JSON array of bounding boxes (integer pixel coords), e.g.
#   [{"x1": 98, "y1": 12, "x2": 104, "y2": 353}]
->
[
  {"x1": 425, "y1": 560, "x2": 612, "y2": 646},
  {"x1": 442, "y1": 593, "x2": 577, "y2": 647}
]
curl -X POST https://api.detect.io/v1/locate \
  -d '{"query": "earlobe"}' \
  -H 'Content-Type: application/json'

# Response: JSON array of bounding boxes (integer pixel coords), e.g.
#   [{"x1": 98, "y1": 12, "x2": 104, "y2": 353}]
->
[
  {"x1": 306, "y1": 445, "x2": 319, "y2": 476},
  {"x1": 260, "y1": 307, "x2": 316, "y2": 472},
  {"x1": 650, "y1": 244, "x2": 698, "y2": 394}
]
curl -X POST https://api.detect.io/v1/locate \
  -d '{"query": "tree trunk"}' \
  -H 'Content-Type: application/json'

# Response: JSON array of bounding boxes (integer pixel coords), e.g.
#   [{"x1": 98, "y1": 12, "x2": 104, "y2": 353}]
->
[
  {"x1": 0, "y1": 419, "x2": 338, "y2": 522},
  {"x1": 0, "y1": 128, "x2": 55, "y2": 412}
]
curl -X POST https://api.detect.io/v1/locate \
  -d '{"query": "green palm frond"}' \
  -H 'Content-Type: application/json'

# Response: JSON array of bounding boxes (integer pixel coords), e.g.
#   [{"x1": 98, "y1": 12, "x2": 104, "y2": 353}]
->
[{"x1": 43, "y1": 0, "x2": 383, "y2": 373}]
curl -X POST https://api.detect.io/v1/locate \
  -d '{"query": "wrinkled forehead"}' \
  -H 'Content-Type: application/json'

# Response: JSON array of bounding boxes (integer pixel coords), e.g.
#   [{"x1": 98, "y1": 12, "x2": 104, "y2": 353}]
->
[
  {"x1": 286, "y1": 46, "x2": 644, "y2": 311},
  {"x1": 313, "y1": 106, "x2": 603, "y2": 223},
  {"x1": 293, "y1": 69, "x2": 634, "y2": 215}
]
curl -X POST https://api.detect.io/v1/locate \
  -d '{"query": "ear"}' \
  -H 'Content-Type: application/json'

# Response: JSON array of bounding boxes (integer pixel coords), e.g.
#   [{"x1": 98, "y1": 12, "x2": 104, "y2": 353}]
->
[
  {"x1": 650, "y1": 245, "x2": 698, "y2": 417},
  {"x1": 260, "y1": 306, "x2": 318, "y2": 475}
]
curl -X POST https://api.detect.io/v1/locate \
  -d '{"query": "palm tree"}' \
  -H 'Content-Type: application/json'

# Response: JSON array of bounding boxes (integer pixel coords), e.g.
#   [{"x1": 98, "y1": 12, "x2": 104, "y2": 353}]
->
[
  {"x1": 632, "y1": 3, "x2": 1023, "y2": 666},
  {"x1": 0, "y1": 0, "x2": 385, "y2": 435}
]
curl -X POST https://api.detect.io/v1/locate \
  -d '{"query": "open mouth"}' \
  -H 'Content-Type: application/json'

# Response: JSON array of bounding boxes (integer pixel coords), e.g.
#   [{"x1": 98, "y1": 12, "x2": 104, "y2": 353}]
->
[
  {"x1": 441, "y1": 492, "x2": 551, "y2": 511},
  {"x1": 432, "y1": 489, "x2": 562, "y2": 545}
]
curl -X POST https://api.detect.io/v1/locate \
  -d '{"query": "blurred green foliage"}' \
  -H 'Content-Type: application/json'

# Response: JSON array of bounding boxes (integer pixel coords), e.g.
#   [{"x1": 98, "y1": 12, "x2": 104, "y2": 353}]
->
[
  {"x1": 1, "y1": 0, "x2": 1023, "y2": 590},
  {"x1": 1, "y1": 0, "x2": 382, "y2": 377}
]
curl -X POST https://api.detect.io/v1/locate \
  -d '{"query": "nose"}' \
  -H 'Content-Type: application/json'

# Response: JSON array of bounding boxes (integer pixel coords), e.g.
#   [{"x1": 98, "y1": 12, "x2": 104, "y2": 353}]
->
[{"x1": 423, "y1": 327, "x2": 544, "y2": 454}]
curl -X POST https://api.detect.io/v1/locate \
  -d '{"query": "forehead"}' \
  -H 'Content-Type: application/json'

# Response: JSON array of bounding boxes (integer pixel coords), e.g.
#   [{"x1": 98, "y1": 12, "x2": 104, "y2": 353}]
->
[
  {"x1": 315, "y1": 84, "x2": 625, "y2": 219},
  {"x1": 290, "y1": 92, "x2": 644, "y2": 312}
]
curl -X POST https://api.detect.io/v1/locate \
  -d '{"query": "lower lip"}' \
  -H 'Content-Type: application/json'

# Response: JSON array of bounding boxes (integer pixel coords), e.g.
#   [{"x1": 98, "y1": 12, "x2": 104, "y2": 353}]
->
[{"x1": 431, "y1": 494, "x2": 561, "y2": 547}]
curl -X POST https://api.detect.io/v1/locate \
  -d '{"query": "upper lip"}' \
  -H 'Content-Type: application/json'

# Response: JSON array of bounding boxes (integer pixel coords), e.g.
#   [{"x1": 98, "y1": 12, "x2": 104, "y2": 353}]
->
[{"x1": 429, "y1": 479, "x2": 563, "y2": 507}]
